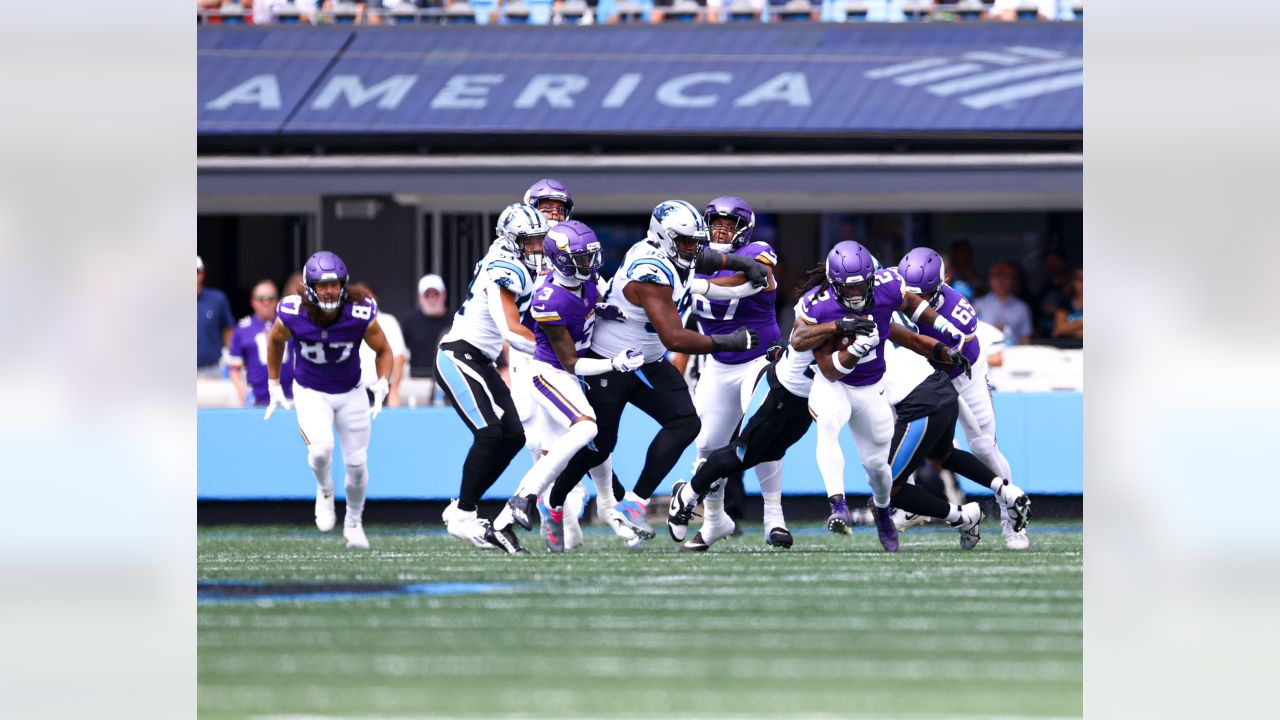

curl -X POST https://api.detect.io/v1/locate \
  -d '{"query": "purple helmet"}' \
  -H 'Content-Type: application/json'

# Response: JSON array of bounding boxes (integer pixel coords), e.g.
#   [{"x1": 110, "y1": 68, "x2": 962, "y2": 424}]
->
[
  {"x1": 523, "y1": 178, "x2": 573, "y2": 222},
  {"x1": 826, "y1": 241, "x2": 877, "y2": 312},
  {"x1": 303, "y1": 251, "x2": 349, "y2": 312},
  {"x1": 897, "y1": 247, "x2": 946, "y2": 302},
  {"x1": 704, "y1": 196, "x2": 755, "y2": 251},
  {"x1": 544, "y1": 220, "x2": 602, "y2": 284}
]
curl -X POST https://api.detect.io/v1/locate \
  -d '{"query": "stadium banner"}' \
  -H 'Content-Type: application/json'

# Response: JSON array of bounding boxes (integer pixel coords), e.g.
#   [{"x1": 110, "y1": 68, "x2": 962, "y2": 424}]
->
[
  {"x1": 197, "y1": 391, "x2": 1082, "y2": 499},
  {"x1": 199, "y1": 23, "x2": 1082, "y2": 136}
]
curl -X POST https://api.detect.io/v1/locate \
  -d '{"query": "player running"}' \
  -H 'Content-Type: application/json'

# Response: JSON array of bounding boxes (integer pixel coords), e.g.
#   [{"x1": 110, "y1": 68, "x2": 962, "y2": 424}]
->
[
  {"x1": 490, "y1": 221, "x2": 645, "y2": 553},
  {"x1": 683, "y1": 196, "x2": 787, "y2": 547},
  {"x1": 895, "y1": 246, "x2": 1030, "y2": 549},
  {"x1": 436, "y1": 203, "x2": 550, "y2": 553},
  {"x1": 801, "y1": 241, "x2": 965, "y2": 552},
  {"x1": 542, "y1": 200, "x2": 769, "y2": 546},
  {"x1": 264, "y1": 251, "x2": 393, "y2": 550}
]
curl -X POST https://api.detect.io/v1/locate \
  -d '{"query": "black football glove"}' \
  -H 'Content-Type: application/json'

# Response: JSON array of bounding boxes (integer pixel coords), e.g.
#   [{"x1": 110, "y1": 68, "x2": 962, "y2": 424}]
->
[
  {"x1": 743, "y1": 261, "x2": 769, "y2": 289},
  {"x1": 765, "y1": 343, "x2": 785, "y2": 363},
  {"x1": 710, "y1": 327, "x2": 760, "y2": 353},
  {"x1": 930, "y1": 342, "x2": 972, "y2": 379},
  {"x1": 835, "y1": 315, "x2": 877, "y2": 338}
]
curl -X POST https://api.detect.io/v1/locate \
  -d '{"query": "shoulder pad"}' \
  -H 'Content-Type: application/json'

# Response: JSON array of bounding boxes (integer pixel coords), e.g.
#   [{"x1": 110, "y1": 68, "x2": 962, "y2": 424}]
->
[
  {"x1": 627, "y1": 257, "x2": 675, "y2": 286},
  {"x1": 237, "y1": 316, "x2": 253, "y2": 328},
  {"x1": 277, "y1": 295, "x2": 303, "y2": 316},
  {"x1": 487, "y1": 258, "x2": 531, "y2": 293}
]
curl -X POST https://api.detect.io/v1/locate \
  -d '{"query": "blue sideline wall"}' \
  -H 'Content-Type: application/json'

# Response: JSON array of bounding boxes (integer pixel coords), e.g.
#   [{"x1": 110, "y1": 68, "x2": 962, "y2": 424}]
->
[{"x1": 197, "y1": 392, "x2": 1081, "y2": 499}]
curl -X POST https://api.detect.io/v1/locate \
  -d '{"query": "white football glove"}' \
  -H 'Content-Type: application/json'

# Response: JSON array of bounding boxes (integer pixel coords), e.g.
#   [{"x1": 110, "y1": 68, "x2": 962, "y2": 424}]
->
[
  {"x1": 263, "y1": 379, "x2": 292, "y2": 420},
  {"x1": 611, "y1": 348, "x2": 645, "y2": 373},
  {"x1": 369, "y1": 377, "x2": 389, "y2": 421},
  {"x1": 848, "y1": 323, "x2": 880, "y2": 359},
  {"x1": 932, "y1": 315, "x2": 963, "y2": 346}
]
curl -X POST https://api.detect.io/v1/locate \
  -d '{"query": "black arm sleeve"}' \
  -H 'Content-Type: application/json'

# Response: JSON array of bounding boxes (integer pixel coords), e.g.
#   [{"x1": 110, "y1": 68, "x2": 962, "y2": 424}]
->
[{"x1": 694, "y1": 249, "x2": 727, "y2": 274}]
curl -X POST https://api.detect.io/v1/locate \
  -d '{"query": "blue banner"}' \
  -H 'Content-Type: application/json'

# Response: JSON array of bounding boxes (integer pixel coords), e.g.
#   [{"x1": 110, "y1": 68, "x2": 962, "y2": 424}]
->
[
  {"x1": 197, "y1": 392, "x2": 1082, "y2": 500},
  {"x1": 199, "y1": 24, "x2": 1081, "y2": 136}
]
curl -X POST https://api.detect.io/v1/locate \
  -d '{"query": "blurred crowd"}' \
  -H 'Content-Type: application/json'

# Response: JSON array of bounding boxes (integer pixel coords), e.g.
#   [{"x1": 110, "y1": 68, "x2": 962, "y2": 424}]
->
[{"x1": 197, "y1": 0, "x2": 1082, "y2": 26}]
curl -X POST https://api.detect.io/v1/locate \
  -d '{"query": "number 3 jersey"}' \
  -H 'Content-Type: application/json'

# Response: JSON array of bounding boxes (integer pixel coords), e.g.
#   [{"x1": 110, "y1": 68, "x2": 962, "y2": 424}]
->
[
  {"x1": 529, "y1": 276, "x2": 599, "y2": 372},
  {"x1": 440, "y1": 240, "x2": 536, "y2": 363},
  {"x1": 795, "y1": 267, "x2": 906, "y2": 388},
  {"x1": 277, "y1": 295, "x2": 377, "y2": 395},
  {"x1": 692, "y1": 241, "x2": 780, "y2": 364},
  {"x1": 591, "y1": 240, "x2": 692, "y2": 364}
]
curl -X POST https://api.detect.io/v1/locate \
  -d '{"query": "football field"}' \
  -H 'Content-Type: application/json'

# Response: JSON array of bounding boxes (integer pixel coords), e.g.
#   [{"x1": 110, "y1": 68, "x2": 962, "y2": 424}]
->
[{"x1": 198, "y1": 520, "x2": 1082, "y2": 719}]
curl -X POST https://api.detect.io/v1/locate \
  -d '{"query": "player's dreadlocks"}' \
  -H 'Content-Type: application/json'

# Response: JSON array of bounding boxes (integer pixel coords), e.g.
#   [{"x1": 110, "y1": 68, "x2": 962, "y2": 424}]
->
[{"x1": 794, "y1": 262, "x2": 830, "y2": 298}]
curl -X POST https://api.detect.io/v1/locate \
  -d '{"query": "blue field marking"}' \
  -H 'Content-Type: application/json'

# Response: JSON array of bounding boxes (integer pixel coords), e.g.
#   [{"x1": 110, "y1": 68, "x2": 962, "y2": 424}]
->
[{"x1": 197, "y1": 580, "x2": 513, "y2": 605}]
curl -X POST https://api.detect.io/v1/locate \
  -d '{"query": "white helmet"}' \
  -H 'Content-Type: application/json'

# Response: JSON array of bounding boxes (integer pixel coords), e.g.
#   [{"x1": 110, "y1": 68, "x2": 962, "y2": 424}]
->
[
  {"x1": 496, "y1": 203, "x2": 553, "y2": 273},
  {"x1": 645, "y1": 199, "x2": 709, "y2": 270}
]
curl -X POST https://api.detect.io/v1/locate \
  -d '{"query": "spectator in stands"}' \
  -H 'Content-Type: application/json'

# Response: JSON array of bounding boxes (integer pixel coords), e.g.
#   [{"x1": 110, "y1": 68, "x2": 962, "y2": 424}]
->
[
  {"x1": 197, "y1": 255, "x2": 236, "y2": 378},
  {"x1": 1052, "y1": 267, "x2": 1084, "y2": 340},
  {"x1": 652, "y1": 0, "x2": 715, "y2": 22},
  {"x1": 228, "y1": 280, "x2": 295, "y2": 406},
  {"x1": 989, "y1": 0, "x2": 1058, "y2": 21},
  {"x1": 552, "y1": 0, "x2": 597, "y2": 24},
  {"x1": 284, "y1": 271, "x2": 305, "y2": 298},
  {"x1": 351, "y1": 283, "x2": 407, "y2": 407},
  {"x1": 1031, "y1": 250, "x2": 1071, "y2": 337},
  {"x1": 766, "y1": 0, "x2": 817, "y2": 22},
  {"x1": 946, "y1": 238, "x2": 980, "y2": 300},
  {"x1": 974, "y1": 263, "x2": 1034, "y2": 345},
  {"x1": 400, "y1": 274, "x2": 451, "y2": 406}
]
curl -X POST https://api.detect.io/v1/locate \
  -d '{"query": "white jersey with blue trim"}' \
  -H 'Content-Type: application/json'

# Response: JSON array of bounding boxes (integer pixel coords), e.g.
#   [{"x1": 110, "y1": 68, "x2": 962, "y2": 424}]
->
[
  {"x1": 774, "y1": 297, "x2": 818, "y2": 398},
  {"x1": 440, "y1": 240, "x2": 535, "y2": 362},
  {"x1": 591, "y1": 239, "x2": 691, "y2": 363}
]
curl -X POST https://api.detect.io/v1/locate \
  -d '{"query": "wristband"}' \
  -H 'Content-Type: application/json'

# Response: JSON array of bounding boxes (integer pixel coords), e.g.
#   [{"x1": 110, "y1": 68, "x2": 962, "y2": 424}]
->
[{"x1": 831, "y1": 351, "x2": 855, "y2": 375}]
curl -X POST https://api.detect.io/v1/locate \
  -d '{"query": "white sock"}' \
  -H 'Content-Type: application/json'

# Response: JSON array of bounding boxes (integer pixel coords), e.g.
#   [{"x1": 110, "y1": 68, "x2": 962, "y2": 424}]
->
[
  {"x1": 343, "y1": 464, "x2": 368, "y2": 525},
  {"x1": 989, "y1": 476, "x2": 1008, "y2": 494},
  {"x1": 494, "y1": 504, "x2": 514, "y2": 531},
  {"x1": 945, "y1": 504, "x2": 964, "y2": 524},
  {"x1": 588, "y1": 458, "x2": 616, "y2": 513},
  {"x1": 762, "y1": 492, "x2": 786, "y2": 529},
  {"x1": 307, "y1": 443, "x2": 334, "y2": 496}
]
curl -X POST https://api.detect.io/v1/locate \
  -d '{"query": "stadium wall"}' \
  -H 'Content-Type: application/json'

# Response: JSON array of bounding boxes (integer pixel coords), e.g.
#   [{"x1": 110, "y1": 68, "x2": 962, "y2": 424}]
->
[{"x1": 197, "y1": 391, "x2": 1081, "y2": 500}]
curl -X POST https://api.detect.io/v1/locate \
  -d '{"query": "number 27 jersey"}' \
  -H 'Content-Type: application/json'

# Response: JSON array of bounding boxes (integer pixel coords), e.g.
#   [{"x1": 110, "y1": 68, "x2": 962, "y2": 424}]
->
[{"x1": 277, "y1": 295, "x2": 376, "y2": 395}]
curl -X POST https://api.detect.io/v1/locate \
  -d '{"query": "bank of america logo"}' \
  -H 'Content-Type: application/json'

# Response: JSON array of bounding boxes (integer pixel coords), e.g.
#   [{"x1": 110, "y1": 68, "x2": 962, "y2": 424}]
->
[{"x1": 864, "y1": 46, "x2": 1082, "y2": 110}]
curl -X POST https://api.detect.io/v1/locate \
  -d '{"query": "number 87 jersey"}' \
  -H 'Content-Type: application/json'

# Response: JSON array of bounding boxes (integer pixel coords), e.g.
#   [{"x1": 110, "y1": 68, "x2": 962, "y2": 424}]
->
[{"x1": 277, "y1": 294, "x2": 377, "y2": 394}]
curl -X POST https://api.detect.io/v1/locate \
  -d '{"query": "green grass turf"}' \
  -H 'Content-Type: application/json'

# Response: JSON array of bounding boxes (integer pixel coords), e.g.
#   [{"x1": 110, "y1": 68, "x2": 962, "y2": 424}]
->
[{"x1": 198, "y1": 520, "x2": 1082, "y2": 719}]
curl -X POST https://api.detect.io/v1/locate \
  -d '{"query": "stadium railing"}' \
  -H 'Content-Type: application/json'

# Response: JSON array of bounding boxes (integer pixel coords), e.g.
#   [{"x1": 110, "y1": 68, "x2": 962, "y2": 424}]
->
[{"x1": 196, "y1": 0, "x2": 1083, "y2": 26}]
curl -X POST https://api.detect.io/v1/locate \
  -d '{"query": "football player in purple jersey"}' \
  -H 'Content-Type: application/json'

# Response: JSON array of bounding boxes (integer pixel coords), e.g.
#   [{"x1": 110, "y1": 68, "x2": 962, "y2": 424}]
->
[
  {"x1": 264, "y1": 251, "x2": 393, "y2": 550},
  {"x1": 896, "y1": 247, "x2": 1030, "y2": 549},
  {"x1": 488, "y1": 221, "x2": 644, "y2": 553},
  {"x1": 228, "y1": 279, "x2": 294, "y2": 407},
  {"x1": 800, "y1": 241, "x2": 964, "y2": 552},
  {"x1": 675, "y1": 196, "x2": 789, "y2": 550}
]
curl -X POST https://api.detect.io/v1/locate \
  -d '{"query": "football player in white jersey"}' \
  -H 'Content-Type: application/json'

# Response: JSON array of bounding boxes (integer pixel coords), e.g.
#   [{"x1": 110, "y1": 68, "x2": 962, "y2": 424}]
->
[
  {"x1": 436, "y1": 203, "x2": 551, "y2": 553},
  {"x1": 541, "y1": 200, "x2": 770, "y2": 545}
]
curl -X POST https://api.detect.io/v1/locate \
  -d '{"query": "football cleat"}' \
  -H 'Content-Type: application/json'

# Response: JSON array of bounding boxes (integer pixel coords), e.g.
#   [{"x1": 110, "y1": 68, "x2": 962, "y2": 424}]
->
[
  {"x1": 507, "y1": 494, "x2": 538, "y2": 531},
  {"x1": 870, "y1": 503, "x2": 900, "y2": 553},
  {"x1": 1001, "y1": 487, "x2": 1032, "y2": 534},
  {"x1": 443, "y1": 500, "x2": 498, "y2": 549},
  {"x1": 605, "y1": 508, "x2": 644, "y2": 548},
  {"x1": 342, "y1": 523, "x2": 369, "y2": 549},
  {"x1": 614, "y1": 499, "x2": 656, "y2": 540},
  {"x1": 667, "y1": 481, "x2": 700, "y2": 542},
  {"x1": 541, "y1": 506, "x2": 566, "y2": 553},
  {"x1": 827, "y1": 496, "x2": 852, "y2": 535},
  {"x1": 950, "y1": 501, "x2": 983, "y2": 550},
  {"x1": 681, "y1": 510, "x2": 736, "y2": 552},
  {"x1": 766, "y1": 526, "x2": 794, "y2": 549},
  {"x1": 1000, "y1": 505, "x2": 1030, "y2": 550},
  {"x1": 315, "y1": 490, "x2": 336, "y2": 533},
  {"x1": 890, "y1": 507, "x2": 931, "y2": 533},
  {"x1": 484, "y1": 523, "x2": 529, "y2": 555}
]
